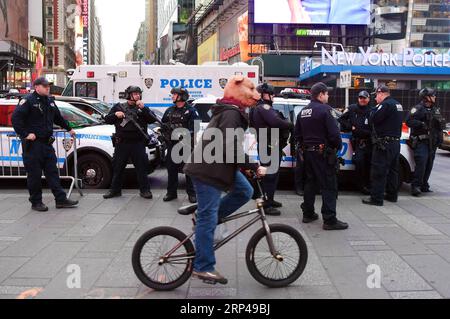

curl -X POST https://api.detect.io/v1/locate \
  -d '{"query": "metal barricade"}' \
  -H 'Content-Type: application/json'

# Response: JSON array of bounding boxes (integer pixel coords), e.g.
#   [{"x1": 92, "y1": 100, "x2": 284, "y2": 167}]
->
[{"x1": 0, "y1": 129, "x2": 83, "y2": 199}]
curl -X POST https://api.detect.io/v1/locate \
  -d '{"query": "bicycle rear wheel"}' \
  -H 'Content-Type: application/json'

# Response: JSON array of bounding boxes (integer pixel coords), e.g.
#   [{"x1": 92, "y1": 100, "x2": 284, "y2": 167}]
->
[
  {"x1": 246, "y1": 224, "x2": 308, "y2": 288},
  {"x1": 132, "y1": 226, "x2": 194, "y2": 291}
]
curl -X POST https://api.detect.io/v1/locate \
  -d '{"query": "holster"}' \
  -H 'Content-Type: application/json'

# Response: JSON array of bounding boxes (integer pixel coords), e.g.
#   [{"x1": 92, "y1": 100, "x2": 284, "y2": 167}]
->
[
  {"x1": 325, "y1": 147, "x2": 338, "y2": 166},
  {"x1": 407, "y1": 136, "x2": 418, "y2": 150},
  {"x1": 21, "y1": 139, "x2": 31, "y2": 154}
]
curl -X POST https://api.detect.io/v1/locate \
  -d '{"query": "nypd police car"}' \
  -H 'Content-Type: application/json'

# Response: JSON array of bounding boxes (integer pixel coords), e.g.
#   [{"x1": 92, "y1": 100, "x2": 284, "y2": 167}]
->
[
  {"x1": 0, "y1": 99, "x2": 161, "y2": 189},
  {"x1": 191, "y1": 89, "x2": 416, "y2": 188}
]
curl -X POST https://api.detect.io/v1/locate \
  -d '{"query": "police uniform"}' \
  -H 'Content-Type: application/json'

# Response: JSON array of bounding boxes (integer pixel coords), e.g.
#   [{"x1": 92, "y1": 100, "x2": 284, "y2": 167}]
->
[
  {"x1": 364, "y1": 87, "x2": 403, "y2": 206},
  {"x1": 295, "y1": 83, "x2": 347, "y2": 230},
  {"x1": 104, "y1": 101, "x2": 157, "y2": 198},
  {"x1": 250, "y1": 99, "x2": 293, "y2": 213},
  {"x1": 11, "y1": 91, "x2": 74, "y2": 208},
  {"x1": 162, "y1": 102, "x2": 199, "y2": 200},
  {"x1": 338, "y1": 92, "x2": 372, "y2": 193},
  {"x1": 405, "y1": 95, "x2": 445, "y2": 195}
]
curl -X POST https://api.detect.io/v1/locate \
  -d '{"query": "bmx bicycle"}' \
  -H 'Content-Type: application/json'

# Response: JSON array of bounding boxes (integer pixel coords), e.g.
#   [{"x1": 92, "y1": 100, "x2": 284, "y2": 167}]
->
[{"x1": 132, "y1": 173, "x2": 308, "y2": 291}]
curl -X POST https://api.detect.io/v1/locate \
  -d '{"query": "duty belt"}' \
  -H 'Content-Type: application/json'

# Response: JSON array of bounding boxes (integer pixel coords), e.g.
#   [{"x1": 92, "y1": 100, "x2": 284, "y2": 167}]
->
[
  {"x1": 303, "y1": 144, "x2": 325, "y2": 152},
  {"x1": 381, "y1": 136, "x2": 400, "y2": 142}
]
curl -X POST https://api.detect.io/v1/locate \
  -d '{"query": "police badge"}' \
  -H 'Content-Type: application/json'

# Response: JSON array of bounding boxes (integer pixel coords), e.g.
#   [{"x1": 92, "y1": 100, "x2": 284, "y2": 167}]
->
[
  {"x1": 62, "y1": 138, "x2": 74, "y2": 152},
  {"x1": 219, "y1": 78, "x2": 228, "y2": 89},
  {"x1": 144, "y1": 78, "x2": 154, "y2": 89}
]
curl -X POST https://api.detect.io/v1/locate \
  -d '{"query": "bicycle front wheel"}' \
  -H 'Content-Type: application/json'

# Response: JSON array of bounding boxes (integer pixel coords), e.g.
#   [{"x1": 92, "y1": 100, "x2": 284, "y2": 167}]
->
[
  {"x1": 132, "y1": 226, "x2": 194, "y2": 291},
  {"x1": 246, "y1": 224, "x2": 308, "y2": 288}
]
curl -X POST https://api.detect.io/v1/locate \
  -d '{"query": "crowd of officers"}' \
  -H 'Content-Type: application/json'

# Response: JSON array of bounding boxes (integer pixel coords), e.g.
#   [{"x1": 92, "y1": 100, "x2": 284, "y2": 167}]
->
[{"x1": 13, "y1": 77, "x2": 446, "y2": 230}]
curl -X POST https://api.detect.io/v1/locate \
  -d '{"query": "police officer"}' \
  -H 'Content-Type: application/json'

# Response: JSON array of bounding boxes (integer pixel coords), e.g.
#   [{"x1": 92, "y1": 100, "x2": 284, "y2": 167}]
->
[
  {"x1": 162, "y1": 87, "x2": 199, "y2": 203},
  {"x1": 406, "y1": 88, "x2": 445, "y2": 196},
  {"x1": 103, "y1": 86, "x2": 157, "y2": 199},
  {"x1": 363, "y1": 85, "x2": 403, "y2": 206},
  {"x1": 249, "y1": 83, "x2": 293, "y2": 216},
  {"x1": 11, "y1": 77, "x2": 79, "y2": 212},
  {"x1": 338, "y1": 90, "x2": 372, "y2": 194},
  {"x1": 295, "y1": 82, "x2": 348, "y2": 230}
]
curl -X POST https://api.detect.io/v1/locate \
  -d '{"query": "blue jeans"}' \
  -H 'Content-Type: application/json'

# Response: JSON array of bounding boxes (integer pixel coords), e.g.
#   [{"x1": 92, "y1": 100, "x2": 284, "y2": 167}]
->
[{"x1": 191, "y1": 171, "x2": 254, "y2": 272}]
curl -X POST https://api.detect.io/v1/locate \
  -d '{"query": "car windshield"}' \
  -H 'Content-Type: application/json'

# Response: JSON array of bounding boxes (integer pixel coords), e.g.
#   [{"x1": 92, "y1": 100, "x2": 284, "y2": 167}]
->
[
  {"x1": 58, "y1": 105, "x2": 100, "y2": 128},
  {"x1": 92, "y1": 102, "x2": 112, "y2": 114}
]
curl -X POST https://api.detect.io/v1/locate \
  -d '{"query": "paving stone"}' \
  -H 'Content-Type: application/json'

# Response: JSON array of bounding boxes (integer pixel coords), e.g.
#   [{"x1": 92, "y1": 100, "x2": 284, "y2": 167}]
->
[
  {"x1": 403, "y1": 255, "x2": 450, "y2": 298},
  {"x1": 36, "y1": 258, "x2": 111, "y2": 299},
  {"x1": 0, "y1": 286, "x2": 43, "y2": 297},
  {"x1": 0, "y1": 228, "x2": 65, "y2": 257},
  {"x1": 1, "y1": 278, "x2": 51, "y2": 287},
  {"x1": 321, "y1": 256, "x2": 391, "y2": 299},
  {"x1": 427, "y1": 244, "x2": 450, "y2": 263},
  {"x1": 368, "y1": 226, "x2": 433, "y2": 255},
  {"x1": 357, "y1": 251, "x2": 432, "y2": 292},
  {"x1": 428, "y1": 223, "x2": 450, "y2": 237},
  {"x1": 387, "y1": 215, "x2": 442, "y2": 236},
  {"x1": 397, "y1": 200, "x2": 441, "y2": 218},
  {"x1": 64, "y1": 214, "x2": 115, "y2": 237},
  {"x1": 296, "y1": 245, "x2": 332, "y2": 286},
  {"x1": 0, "y1": 213, "x2": 58, "y2": 238},
  {"x1": 0, "y1": 257, "x2": 30, "y2": 283},
  {"x1": 112, "y1": 195, "x2": 157, "y2": 224},
  {"x1": 81, "y1": 224, "x2": 136, "y2": 253},
  {"x1": 84, "y1": 287, "x2": 139, "y2": 299},
  {"x1": 304, "y1": 228, "x2": 356, "y2": 257},
  {"x1": 188, "y1": 287, "x2": 237, "y2": 298},
  {"x1": 135, "y1": 284, "x2": 189, "y2": 299},
  {"x1": 390, "y1": 291, "x2": 442, "y2": 299},
  {"x1": 87, "y1": 195, "x2": 133, "y2": 215},
  {"x1": 287, "y1": 285, "x2": 341, "y2": 299}
]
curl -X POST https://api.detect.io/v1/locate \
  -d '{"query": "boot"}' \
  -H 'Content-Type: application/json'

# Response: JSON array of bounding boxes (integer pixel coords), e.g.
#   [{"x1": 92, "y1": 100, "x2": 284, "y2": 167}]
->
[
  {"x1": 56, "y1": 198, "x2": 79, "y2": 209},
  {"x1": 32, "y1": 203, "x2": 49, "y2": 212},
  {"x1": 103, "y1": 191, "x2": 122, "y2": 199},
  {"x1": 411, "y1": 187, "x2": 421, "y2": 197},
  {"x1": 323, "y1": 219, "x2": 349, "y2": 231},
  {"x1": 163, "y1": 193, "x2": 178, "y2": 202},
  {"x1": 140, "y1": 191, "x2": 153, "y2": 199}
]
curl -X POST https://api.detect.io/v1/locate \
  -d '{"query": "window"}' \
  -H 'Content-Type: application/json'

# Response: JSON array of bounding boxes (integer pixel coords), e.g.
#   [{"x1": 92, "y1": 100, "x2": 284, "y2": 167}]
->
[
  {"x1": 47, "y1": 31, "x2": 53, "y2": 41},
  {"x1": 47, "y1": 19, "x2": 52, "y2": 27},
  {"x1": 0, "y1": 105, "x2": 16, "y2": 127},
  {"x1": 75, "y1": 82, "x2": 98, "y2": 98},
  {"x1": 47, "y1": 59, "x2": 53, "y2": 68},
  {"x1": 47, "y1": 6, "x2": 53, "y2": 15},
  {"x1": 62, "y1": 80, "x2": 74, "y2": 96}
]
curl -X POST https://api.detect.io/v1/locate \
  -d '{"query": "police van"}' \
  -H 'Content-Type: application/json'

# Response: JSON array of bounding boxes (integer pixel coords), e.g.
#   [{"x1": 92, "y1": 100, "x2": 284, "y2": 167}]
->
[
  {"x1": 62, "y1": 63, "x2": 259, "y2": 113},
  {"x1": 191, "y1": 88, "x2": 416, "y2": 187},
  {"x1": 0, "y1": 99, "x2": 161, "y2": 189}
]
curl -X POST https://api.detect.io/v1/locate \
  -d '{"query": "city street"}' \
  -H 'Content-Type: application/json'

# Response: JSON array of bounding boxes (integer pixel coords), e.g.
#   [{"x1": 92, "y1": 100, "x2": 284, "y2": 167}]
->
[{"x1": 0, "y1": 150, "x2": 449, "y2": 299}]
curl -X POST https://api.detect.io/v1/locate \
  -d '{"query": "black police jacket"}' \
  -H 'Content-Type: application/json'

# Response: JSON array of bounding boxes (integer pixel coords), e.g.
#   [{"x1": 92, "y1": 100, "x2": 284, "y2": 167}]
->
[
  {"x1": 405, "y1": 102, "x2": 445, "y2": 145},
  {"x1": 12, "y1": 92, "x2": 71, "y2": 139},
  {"x1": 104, "y1": 102, "x2": 158, "y2": 140},
  {"x1": 338, "y1": 103, "x2": 372, "y2": 140},
  {"x1": 369, "y1": 96, "x2": 403, "y2": 138},
  {"x1": 161, "y1": 103, "x2": 199, "y2": 134},
  {"x1": 295, "y1": 99, "x2": 342, "y2": 150},
  {"x1": 249, "y1": 100, "x2": 293, "y2": 151}
]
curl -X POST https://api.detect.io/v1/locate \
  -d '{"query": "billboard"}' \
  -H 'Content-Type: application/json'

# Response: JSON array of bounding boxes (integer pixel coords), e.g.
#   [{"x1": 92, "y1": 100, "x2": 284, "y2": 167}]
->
[
  {"x1": 81, "y1": 0, "x2": 89, "y2": 65},
  {"x1": 0, "y1": 0, "x2": 29, "y2": 48},
  {"x1": 197, "y1": 33, "x2": 218, "y2": 65},
  {"x1": 254, "y1": 0, "x2": 370, "y2": 25},
  {"x1": 172, "y1": 23, "x2": 196, "y2": 65},
  {"x1": 237, "y1": 11, "x2": 266, "y2": 62}
]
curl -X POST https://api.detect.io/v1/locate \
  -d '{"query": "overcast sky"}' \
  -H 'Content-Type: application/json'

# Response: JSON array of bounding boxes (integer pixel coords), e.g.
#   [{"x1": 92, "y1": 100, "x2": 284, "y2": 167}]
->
[{"x1": 95, "y1": 0, "x2": 145, "y2": 65}]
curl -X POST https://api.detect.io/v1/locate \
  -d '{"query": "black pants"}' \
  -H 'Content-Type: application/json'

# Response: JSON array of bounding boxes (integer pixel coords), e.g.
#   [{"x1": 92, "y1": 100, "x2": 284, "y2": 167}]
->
[
  {"x1": 370, "y1": 141, "x2": 400, "y2": 204},
  {"x1": 22, "y1": 140, "x2": 67, "y2": 205},
  {"x1": 353, "y1": 143, "x2": 372, "y2": 190},
  {"x1": 412, "y1": 141, "x2": 436, "y2": 191},
  {"x1": 294, "y1": 152, "x2": 305, "y2": 192},
  {"x1": 302, "y1": 151, "x2": 338, "y2": 224},
  {"x1": 110, "y1": 142, "x2": 150, "y2": 193},
  {"x1": 166, "y1": 145, "x2": 195, "y2": 196}
]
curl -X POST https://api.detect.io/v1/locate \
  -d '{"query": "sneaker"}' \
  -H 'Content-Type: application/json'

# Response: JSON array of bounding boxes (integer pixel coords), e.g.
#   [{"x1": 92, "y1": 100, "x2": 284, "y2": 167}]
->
[
  {"x1": 32, "y1": 203, "x2": 48, "y2": 212},
  {"x1": 192, "y1": 270, "x2": 228, "y2": 285},
  {"x1": 264, "y1": 207, "x2": 281, "y2": 216},
  {"x1": 323, "y1": 220, "x2": 349, "y2": 231},
  {"x1": 302, "y1": 213, "x2": 319, "y2": 224},
  {"x1": 140, "y1": 191, "x2": 153, "y2": 199},
  {"x1": 55, "y1": 199, "x2": 79, "y2": 209},
  {"x1": 103, "y1": 191, "x2": 122, "y2": 199}
]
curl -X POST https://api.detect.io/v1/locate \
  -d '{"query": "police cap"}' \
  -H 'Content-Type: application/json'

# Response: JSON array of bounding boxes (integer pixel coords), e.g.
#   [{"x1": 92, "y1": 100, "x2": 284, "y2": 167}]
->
[
  {"x1": 371, "y1": 85, "x2": 390, "y2": 95},
  {"x1": 33, "y1": 77, "x2": 50, "y2": 87},
  {"x1": 310, "y1": 82, "x2": 331, "y2": 98},
  {"x1": 358, "y1": 90, "x2": 370, "y2": 99}
]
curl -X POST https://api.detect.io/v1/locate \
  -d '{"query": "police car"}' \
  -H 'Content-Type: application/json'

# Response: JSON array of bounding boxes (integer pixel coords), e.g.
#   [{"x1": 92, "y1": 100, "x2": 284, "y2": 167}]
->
[
  {"x1": 191, "y1": 89, "x2": 416, "y2": 188},
  {"x1": 0, "y1": 99, "x2": 161, "y2": 189}
]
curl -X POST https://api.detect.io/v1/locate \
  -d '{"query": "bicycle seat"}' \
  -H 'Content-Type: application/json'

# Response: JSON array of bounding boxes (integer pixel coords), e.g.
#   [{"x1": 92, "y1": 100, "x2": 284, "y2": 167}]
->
[{"x1": 178, "y1": 204, "x2": 197, "y2": 216}]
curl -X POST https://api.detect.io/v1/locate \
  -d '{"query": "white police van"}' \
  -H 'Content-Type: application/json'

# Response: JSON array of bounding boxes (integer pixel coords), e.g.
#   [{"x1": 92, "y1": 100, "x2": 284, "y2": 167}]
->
[
  {"x1": 62, "y1": 63, "x2": 259, "y2": 113},
  {"x1": 0, "y1": 99, "x2": 160, "y2": 189},
  {"x1": 191, "y1": 89, "x2": 416, "y2": 187}
]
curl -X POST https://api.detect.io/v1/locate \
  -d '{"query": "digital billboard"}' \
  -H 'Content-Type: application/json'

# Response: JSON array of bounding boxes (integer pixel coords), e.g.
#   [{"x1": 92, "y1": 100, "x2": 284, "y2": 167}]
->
[{"x1": 254, "y1": 0, "x2": 370, "y2": 25}]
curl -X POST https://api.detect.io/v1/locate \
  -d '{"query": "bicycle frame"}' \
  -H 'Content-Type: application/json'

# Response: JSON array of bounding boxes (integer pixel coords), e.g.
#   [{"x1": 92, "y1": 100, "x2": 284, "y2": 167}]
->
[{"x1": 160, "y1": 178, "x2": 281, "y2": 265}]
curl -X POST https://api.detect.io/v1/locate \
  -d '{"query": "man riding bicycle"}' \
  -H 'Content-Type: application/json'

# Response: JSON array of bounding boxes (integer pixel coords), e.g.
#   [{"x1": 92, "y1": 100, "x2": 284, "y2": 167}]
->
[{"x1": 184, "y1": 75, "x2": 267, "y2": 284}]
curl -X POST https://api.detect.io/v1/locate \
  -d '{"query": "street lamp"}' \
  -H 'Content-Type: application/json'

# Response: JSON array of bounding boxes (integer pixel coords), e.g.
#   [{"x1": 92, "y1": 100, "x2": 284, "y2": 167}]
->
[{"x1": 313, "y1": 41, "x2": 345, "y2": 52}]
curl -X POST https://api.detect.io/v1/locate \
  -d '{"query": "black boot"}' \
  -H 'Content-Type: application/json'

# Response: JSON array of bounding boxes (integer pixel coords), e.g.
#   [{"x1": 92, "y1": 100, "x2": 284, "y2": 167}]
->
[
  {"x1": 411, "y1": 187, "x2": 421, "y2": 197},
  {"x1": 264, "y1": 207, "x2": 281, "y2": 216},
  {"x1": 140, "y1": 191, "x2": 153, "y2": 199},
  {"x1": 163, "y1": 193, "x2": 178, "y2": 202},
  {"x1": 56, "y1": 199, "x2": 79, "y2": 209},
  {"x1": 323, "y1": 219, "x2": 349, "y2": 230},
  {"x1": 302, "y1": 213, "x2": 319, "y2": 224},
  {"x1": 103, "y1": 191, "x2": 122, "y2": 199},
  {"x1": 32, "y1": 203, "x2": 49, "y2": 212},
  {"x1": 362, "y1": 198, "x2": 383, "y2": 206}
]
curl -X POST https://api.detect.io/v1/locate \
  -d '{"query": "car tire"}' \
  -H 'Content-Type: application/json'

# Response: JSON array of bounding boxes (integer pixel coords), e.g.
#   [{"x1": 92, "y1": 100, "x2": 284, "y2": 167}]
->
[{"x1": 77, "y1": 154, "x2": 112, "y2": 189}]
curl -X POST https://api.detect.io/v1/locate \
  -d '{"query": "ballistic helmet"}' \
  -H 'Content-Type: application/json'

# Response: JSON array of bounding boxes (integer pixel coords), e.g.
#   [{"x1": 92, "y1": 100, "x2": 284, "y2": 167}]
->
[
  {"x1": 125, "y1": 86, "x2": 143, "y2": 100},
  {"x1": 256, "y1": 83, "x2": 275, "y2": 96},
  {"x1": 171, "y1": 87, "x2": 190, "y2": 102},
  {"x1": 419, "y1": 88, "x2": 436, "y2": 100}
]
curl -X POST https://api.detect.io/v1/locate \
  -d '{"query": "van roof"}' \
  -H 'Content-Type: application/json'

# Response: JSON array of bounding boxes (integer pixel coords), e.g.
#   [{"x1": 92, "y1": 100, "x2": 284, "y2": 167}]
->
[{"x1": 273, "y1": 97, "x2": 310, "y2": 105}]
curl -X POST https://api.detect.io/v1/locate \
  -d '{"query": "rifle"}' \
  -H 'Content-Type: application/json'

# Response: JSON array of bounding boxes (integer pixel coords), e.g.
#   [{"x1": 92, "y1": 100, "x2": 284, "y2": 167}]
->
[{"x1": 116, "y1": 103, "x2": 154, "y2": 147}]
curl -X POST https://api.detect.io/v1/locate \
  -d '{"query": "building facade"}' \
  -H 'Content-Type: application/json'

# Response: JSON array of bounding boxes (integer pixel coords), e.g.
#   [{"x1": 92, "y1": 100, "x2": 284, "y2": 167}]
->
[{"x1": 146, "y1": 0, "x2": 158, "y2": 64}]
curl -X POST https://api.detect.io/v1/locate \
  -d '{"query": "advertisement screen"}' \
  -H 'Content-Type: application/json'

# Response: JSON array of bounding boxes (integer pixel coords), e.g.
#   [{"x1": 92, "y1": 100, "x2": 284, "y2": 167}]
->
[
  {"x1": 254, "y1": 0, "x2": 370, "y2": 25},
  {"x1": 0, "y1": 0, "x2": 29, "y2": 47}
]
